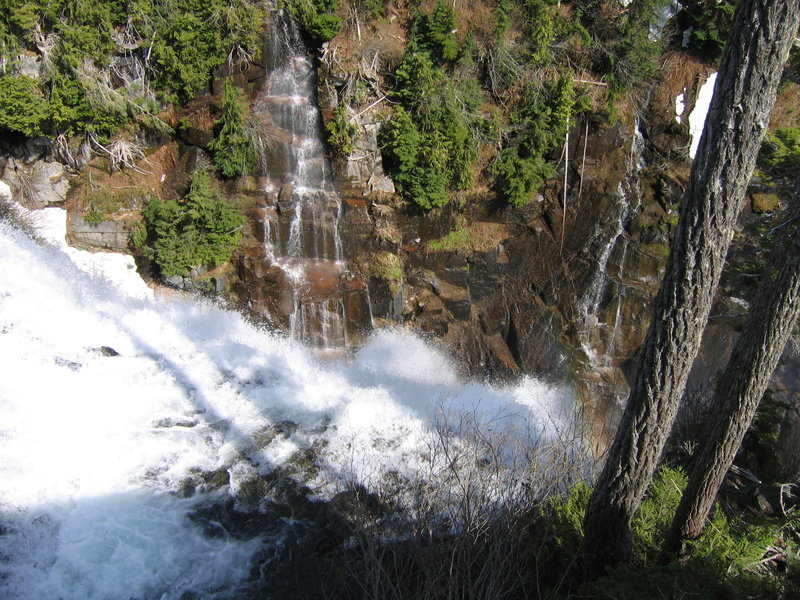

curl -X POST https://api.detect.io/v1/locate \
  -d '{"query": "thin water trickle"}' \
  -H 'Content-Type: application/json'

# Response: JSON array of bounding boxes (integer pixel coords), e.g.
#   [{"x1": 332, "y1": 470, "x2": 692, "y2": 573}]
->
[{"x1": 579, "y1": 120, "x2": 646, "y2": 374}]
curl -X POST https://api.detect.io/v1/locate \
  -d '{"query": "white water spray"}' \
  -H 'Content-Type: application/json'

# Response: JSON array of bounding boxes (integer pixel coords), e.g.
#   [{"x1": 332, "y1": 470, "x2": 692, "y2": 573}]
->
[{"x1": 0, "y1": 208, "x2": 575, "y2": 599}]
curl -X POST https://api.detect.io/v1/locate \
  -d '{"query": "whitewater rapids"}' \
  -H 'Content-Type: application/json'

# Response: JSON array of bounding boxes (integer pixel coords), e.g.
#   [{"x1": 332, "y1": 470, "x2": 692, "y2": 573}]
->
[{"x1": 0, "y1": 207, "x2": 575, "y2": 599}]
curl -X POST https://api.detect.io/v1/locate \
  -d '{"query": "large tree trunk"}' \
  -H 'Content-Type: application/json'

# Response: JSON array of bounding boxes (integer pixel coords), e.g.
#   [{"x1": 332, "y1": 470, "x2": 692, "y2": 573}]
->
[
  {"x1": 662, "y1": 208, "x2": 800, "y2": 556},
  {"x1": 582, "y1": 0, "x2": 800, "y2": 579}
]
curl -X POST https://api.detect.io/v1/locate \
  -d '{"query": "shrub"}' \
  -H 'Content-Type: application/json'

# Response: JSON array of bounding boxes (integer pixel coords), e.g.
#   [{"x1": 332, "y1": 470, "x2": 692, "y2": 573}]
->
[
  {"x1": 148, "y1": 11, "x2": 224, "y2": 103},
  {"x1": 424, "y1": 0, "x2": 458, "y2": 62},
  {"x1": 380, "y1": 35, "x2": 477, "y2": 210},
  {"x1": 351, "y1": 0, "x2": 384, "y2": 19},
  {"x1": 141, "y1": 169, "x2": 244, "y2": 277},
  {"x1": 284, "y1": 0, "x2": 343, "y2": 43},
  {"x1": 679, "y1": 0, "x2": 737, "y2": 59},
  {"x1": 489, "y1": 149, "x2": 553, "y2": 207},
  {"x1": 0, "y1": 0, "x2": 264, "y2": 141},
  {"x1": 758, "y1": 127, "x2": 800, "y2": 186},
  {"x1": 489, "y1": 74, "x2": 586, "y2": 206},
  {"x1": 325, "y1": 102, "x2": 358, "y2": 156},
  {"x1": 0, "y1": 75, "x2": 49, "y2": 137},
  {"x1": 392, "y1": 40, "x2": 440, "y2": 109},
  {"x1": 523, "y1": 0, "x2": 559, "y2": 66},
  {"x1": 380, "y1": 106, "x2": 451, "y2": 209},
  {"x1": 209, "y1": 79, "x2": 255, "y2": 178}
]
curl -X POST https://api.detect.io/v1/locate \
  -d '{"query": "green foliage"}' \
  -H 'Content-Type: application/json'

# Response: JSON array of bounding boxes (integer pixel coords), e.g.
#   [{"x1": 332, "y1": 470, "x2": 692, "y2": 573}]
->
[
  {"x1": 370, "y1": 251, "x2": 403, "y2": 295},
  {"x1": 536, "y1": 468, "x2": 799, "y2": 599},
  {"x1": 150, "y1": 18, "x2": 219, "y2": 102},
  {"x1": 380, "y1": 107, "x2": 447, "y2": 209},
  {"x1": 0, "y1": 0, "x2": 41, "y2": 50},
  {"x1": 680, "y1": 0, "x2": 737, "y2": 59},
  {"x1": 428, "y1": 227, "x2": 470, "y2": 251},
  {"x1": 522, "y1": 0, "x2": 558, "y2": 66},
  {"x1": 490, "y1": 74, "x2": 585, "y2": 206},
  {"x1": 209, "y1": 79, "x2": 255, "y2": 178},
  {"x1": 83, "y1": 190, "x2": 123, "y2": 225},
  {"x1": 575, "y1": 0, "x2": 669, "y2": 95},
  {"x1": 489, "y1": 149, "x2": 552, "y2": 207},
  {"x1": 593, "y1": 508, "x2": 787, "y2": 599},
  {"x1": 284, "y1": 0, "x2": 343, "y2": 43},
  {"x1": 630, "y1": 466, "x2": 687, "y2": 562},
  {"x1": 605, "y1": 15, "x2": 661, "y2": 94},
  {"x1": 325, "y1": 102, "x2": 358, "y2": 156},
  {"x1": 584, "y1": 467, "x2": 796, "y2": 599},
  {"x1": 0, "y1": 75, "x2": 49, "y2": 137},
  {"x1": 0, "y1": 0, "x2": 263, "y2": 139},
  {"x1": 50, "y1": 72, "x2": 124, "y2": 136},
  {"x1": 121, "y1": 0, "x2": 263, "y2": 104},
  {"x1": 51, "y1": 1, "x2": 116, "y2": 71},
  {"x1": 424, "y1": 0, "x2": 458, "y2": 62},
  {"x1": 494, "y1": 0, "x2": 512, "y2": 38},
  {"x1": 548, "y1": 480, "x2": 591, "y2": 555},
  {"x1": 381, "y1": 29, "x2": 477, "y2": 210},
  {"x1": 392, "y1": 40, "x2": 440, "y2": 109},
  {"x1": 131, "y1": 220, "x2": 148, "y2": 247},
  {"x1": 141, "y1": 169, "x2": 244, "y2": 277},
  {"x1": 351, "y1": 0, "x2": 384, "y2": 18},
  {"x1": 758, "y1": 127, "x2": 800, "y2": 187}
]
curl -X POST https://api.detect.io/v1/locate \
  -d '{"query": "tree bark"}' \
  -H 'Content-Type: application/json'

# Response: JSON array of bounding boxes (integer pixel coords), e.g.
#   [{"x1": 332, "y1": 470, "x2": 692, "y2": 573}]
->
[
  {"x1": 662, "y1": 208, "x2": 800, "y2": 556},
  {"x1": 582, "y1": 0, "x2": 800, "y2": 579}
]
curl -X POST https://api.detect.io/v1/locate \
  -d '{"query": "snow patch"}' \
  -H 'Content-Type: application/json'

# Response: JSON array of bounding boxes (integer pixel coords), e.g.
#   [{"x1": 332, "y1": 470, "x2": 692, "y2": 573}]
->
[
  {"x1": 675, "y1": 89, "x2": 686, "y2": 123},
  {"x1": 688, "y1": 72, "x2": 717, "y2": 159}
]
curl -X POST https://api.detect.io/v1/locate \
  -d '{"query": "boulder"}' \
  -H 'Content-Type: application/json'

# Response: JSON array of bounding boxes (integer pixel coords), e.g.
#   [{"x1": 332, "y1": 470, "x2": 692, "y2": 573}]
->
[
  {"x1": 67, "y1": 213, "x2": 130, "y2": 250},
  {"x1": 1, "y1": 158, "x2": 71, "y2": 207}
]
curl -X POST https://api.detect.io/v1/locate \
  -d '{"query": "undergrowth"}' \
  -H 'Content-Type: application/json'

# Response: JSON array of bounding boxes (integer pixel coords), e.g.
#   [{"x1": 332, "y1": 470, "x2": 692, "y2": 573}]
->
[{"x1": 317, "y1": 452, "x2": 800, "y2": 600}]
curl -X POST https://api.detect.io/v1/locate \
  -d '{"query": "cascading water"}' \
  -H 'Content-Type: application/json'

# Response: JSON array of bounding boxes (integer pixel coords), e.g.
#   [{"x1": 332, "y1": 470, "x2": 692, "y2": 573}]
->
[
  {"x1": 0, "y1": 206, "x2": 576, "y2": 599},
  {"x1": 579, "y1": 121, "x2": 646, "y2": 375},
  {"x1": 251, "y1": 11, "x2": 354, "y2": 350}
]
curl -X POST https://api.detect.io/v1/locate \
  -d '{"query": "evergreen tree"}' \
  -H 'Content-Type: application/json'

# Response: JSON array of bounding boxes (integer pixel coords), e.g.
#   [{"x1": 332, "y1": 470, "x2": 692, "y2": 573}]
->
[{"x1": 209, "y1": 79, "x2": 255, "y2": 178}]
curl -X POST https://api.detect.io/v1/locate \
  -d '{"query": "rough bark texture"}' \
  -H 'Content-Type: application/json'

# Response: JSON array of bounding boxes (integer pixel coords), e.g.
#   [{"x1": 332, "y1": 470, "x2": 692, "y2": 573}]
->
[
  {"x1": 582, "y1": 0, "x2": 800, "y2": 579},
  {"x1": 662, "y1": 210, "x2": 800, "y2": 555}
]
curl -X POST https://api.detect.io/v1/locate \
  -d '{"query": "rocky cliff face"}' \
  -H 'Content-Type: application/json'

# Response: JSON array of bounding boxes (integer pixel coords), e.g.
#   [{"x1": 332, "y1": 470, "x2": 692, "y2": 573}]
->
[{"x1": 312, "y1": 35, "x2": 800, "y2": 465}]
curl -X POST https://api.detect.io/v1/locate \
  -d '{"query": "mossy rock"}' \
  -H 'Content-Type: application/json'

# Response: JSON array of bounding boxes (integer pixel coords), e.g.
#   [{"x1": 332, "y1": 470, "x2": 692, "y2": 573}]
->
[
  {"x1": 370, "y1": 251, "x2": 403, "y2": 295},
  {"x1": 751, "y1": 192, "x2": 781, "y2": 213},
  {"x1": 642, "y1": 242, "x2": 670, "y2": 259}
]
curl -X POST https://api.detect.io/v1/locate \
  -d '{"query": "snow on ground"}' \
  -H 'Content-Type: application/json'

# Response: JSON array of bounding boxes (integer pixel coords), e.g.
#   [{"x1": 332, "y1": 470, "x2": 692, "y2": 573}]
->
[
  {"x1": 688, "y1": 72, "x2": 718, "y2": 159},
  {"x1": 675, "y1": 90, "x2": 686, "y2": 124}
]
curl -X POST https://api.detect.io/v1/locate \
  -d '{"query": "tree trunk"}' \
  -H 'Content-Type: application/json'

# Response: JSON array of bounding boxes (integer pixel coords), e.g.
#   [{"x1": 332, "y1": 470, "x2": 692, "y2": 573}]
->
[
  {"x1": 582, "y1": 0, "x2": 800, "y2": 579},
  {"x1": 662, "y1": 209, "x2": 800, "y2": 556}
]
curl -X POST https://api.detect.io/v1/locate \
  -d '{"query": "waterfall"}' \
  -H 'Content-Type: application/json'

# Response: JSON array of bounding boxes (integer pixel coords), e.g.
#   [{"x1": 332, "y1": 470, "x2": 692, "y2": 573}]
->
[
  {"x1": 579, "y1": 121, "x2": 645, "y2": 374},
  {"x1": 0, "y1": 207, "x2": 576, "y2": 599},
  {"x1": 251, "y1": 11, "x2": 353, "y2": 349}
]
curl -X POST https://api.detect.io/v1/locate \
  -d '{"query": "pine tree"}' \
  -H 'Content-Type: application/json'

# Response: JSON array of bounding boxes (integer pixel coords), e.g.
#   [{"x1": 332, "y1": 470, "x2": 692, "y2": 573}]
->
[{"x1": 209, "y1": 79, "x2": 255, "y2": 178}]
